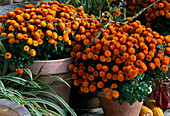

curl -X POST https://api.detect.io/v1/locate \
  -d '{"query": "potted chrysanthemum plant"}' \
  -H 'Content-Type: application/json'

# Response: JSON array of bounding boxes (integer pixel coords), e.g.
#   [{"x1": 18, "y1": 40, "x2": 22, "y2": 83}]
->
[
  {"x1": 0, "y1": 0, "x2": 85, "y2": 108},
  {"x1": 67, "y1": 0, "x2": 170, "y2": 116}
]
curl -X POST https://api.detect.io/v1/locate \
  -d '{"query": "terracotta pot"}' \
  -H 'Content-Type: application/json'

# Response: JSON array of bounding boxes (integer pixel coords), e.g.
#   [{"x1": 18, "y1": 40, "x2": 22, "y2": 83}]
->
[
  {"x1": 98, "y1": 96, "x2": 143, "y2": 116},
  {"x1": 25, "y1": 57, "x2": 73, "y2": 108}
]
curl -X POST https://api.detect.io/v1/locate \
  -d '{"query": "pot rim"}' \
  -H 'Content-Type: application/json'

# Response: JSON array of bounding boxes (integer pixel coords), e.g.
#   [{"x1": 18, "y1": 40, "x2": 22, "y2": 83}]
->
[{"x1": 33, "y1": 57, "x2": 72, "y2": 63}]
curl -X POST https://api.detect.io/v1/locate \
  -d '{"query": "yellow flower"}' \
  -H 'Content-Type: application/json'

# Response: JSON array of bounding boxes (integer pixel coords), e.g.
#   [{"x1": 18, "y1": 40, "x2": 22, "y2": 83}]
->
[
  {"x1": 27, "y1": 38, "x2": 33, "y2": 45},
  {"x1": 24, "y1": 45, "x2": 29, "y2": 51},
  {"x1": 33, "y1": 40, "x2": 38, "y2": 47},
  {"x1": 68, "y1": 40, "x2": 71, "y2": 45},
  {"x1": 29, "y1": 49, "x2": 36, "y2": 57}
]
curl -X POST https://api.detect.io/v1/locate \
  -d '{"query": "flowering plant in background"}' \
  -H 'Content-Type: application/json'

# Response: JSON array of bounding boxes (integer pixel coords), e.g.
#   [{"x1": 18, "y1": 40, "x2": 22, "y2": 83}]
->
[
  {"x1": 126, "y1": 0, "x2": 170, "y2": 35},
  {"x1": 67, "y1": 0, "x2": 170, "y2": 104},
  {"x1": 0, "y1": 1, "x2": 83, "y2": 70}
]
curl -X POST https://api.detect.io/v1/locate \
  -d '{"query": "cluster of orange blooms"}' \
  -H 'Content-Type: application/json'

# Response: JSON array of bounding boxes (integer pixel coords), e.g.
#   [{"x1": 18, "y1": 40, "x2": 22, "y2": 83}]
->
[
  {"x1": 0, "y1": 1, "x2": 81, "y2": 57},
  {"x1": 0, "y1": 1, "x2": 99, "y2": 72},
  {"x1": 69, "y1": 19, "x2": 170, "y2": 99},
  {"x1": 127, "y1": 0, "x2": 170, "y2": 27}
]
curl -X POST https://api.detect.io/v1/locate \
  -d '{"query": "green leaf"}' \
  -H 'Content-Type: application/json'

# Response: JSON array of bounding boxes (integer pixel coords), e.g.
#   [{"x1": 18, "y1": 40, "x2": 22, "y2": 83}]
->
[
  {"x1": 0, "y1": 80, "x2": 6, "y2": 94},
  {"x1": 29, "y1": 81, "x2": 41, "y2": 89},
  {"x1": 7, "y1": 72, "x2": 18, "y2": 76},
  {"x1": 35, "y1": 79, "x2": 51, "y2": 89},
  {"x1": 26, "y1": 98, "x2": 65, "y2": 116},
  {"x1": 39, "y1": 74, "x2": 70, "y2": 87},
  {"x1": 2, "y1": 76, "x2": 37, "y2": 88},
  {"x1": 30, "y1": 112, "x2": 38, "y2": 116},
  {"x1": 6, "y1": 88, "x2": 24, "y2": 99},
  {"x1": 0, "y1": 41, "x2": 8, "y2": 76},
  {"x1": 37, "y1": 108, "x2": 61, "y2": 116},
  {"x1": 0, "y1": 36, "x2": 8, "y2": 40},
  {"x1": 5, "y1": 93, "x2": 20, "y2": 104},
  {"x1": 36, "y1": 91, "x2": 77, "y2": 116},
  {"x1": 23, "y1": 68, "x2": 33, "y2": 81},
  {"x1": 0, "y1": 42, "x2": 6, "y2": 57},
  {"x1": 123, "y1": 8, "x2": 127, "y2": 20},
  {"x1": 106, "y1": 0, "x2": 111, "y2": 12},
  {"x1": 28, "y1": 103, "x2": 42, "y2": 116},
  {"x1": 20, "y1": 91, "x2": 39, "y2": 98}
]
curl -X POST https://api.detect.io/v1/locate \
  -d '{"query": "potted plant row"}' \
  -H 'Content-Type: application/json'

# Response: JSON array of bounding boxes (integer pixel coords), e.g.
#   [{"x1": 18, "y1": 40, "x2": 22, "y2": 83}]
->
[{"x1": 0, "y1": 0, "x2": 169, "y2": 116}]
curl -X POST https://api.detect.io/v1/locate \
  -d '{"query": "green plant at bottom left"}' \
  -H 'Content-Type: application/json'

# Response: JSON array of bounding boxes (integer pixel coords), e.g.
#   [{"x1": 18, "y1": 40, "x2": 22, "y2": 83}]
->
[{"x1": 0, "y1": 40, "x2": 77, "y2": 116}]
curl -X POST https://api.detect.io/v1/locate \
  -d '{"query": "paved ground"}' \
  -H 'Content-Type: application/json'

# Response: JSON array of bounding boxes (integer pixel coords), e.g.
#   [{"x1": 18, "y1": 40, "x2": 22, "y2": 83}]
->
[{"x1": 75, "y1": 107, "x2": 170, "y2": 116}]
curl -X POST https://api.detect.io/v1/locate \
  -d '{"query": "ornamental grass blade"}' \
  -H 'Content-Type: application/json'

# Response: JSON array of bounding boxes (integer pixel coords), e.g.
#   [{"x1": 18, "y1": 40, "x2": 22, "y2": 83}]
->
[
  {"x1": 23, "y1": 68, "x2": 33, "y2": 81},
  {"x1": 37, "y1": 108, "x2": 61, "y2": 116},
  {"x1": 5, "y1": 93, "x2": 20, "y2": 104},
  {"x1": 36, "y1": 91, "x2": 77, "y2": 116},
  {"x1": 0, "y1": 80, "x2": 6, "y2": 94},
  {"x1": 2, "y1": 76, "x2": 37, "y2": 88},
  {"x1": 30, "y1": 112, "x2": 37, "y2": 116},
  {"x1": 0, "y1": 41, "x2": 6, "y2": 54},
  {"x1": 29, "y1": 80, "x2": 41, "y2": 89},
  {"x1": 6, "y1": 88, "x2": 24, "y2": 99},
  {"x1": 35, "y1": 79, "x2": 51, "y2": 90},
  {"x1": 26, "y1": 98, "x2": 65, "y2": 116},
  {"x1": 7, "y1": 72, "x2": 18, "y2": 76},
  {"x1": 21, "y1": 91, "x2": 39, "y2": 98},
  {"x1": 0, "y1": 42, "x2": 8, "y2": 76},
  {"x1": 39, "y1": 74, "x2": 70, "y2": 87},
  {"x1": 28, "y1": 103, "x2": 42, "y2": 116}
]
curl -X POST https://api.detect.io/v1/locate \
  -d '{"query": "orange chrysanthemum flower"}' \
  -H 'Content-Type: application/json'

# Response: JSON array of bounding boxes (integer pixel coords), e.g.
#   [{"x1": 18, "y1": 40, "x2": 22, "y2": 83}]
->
[
  {"x1": 113, "y1": 49, "x2": 120, "y2": 55},
  {"x1": 129, "y1": 55, "x2": 137, "y2": 62},
  {"x1": 118, "y1": 74, "x2": 125, "y2": 82},
  {"x1": 29, "y1": 49, "x2": 36, "y2": 57},
  {"x1": 137, "y1": 52, "x2": 145, "y2": 60},
  {"x1": 106, "y1": 73, "x2": 112, "y2": 79},
  {"x1": 5, "y1": 52, "x2": 12, "y2": 59},
  {"x1": 72, "y1": 73, "x2": 78, "y2": 80},
  {"x1": 126, "y1": 17, "x2": 133, "y2": 21},
  {"x1": 100, "y1": 55, "x2": 106, "y2": 62},
  {"x1": 112, "y1": 74, "x2": 118, "y2": 80},
  {"x1": 104, "y1": 87, "x2": 110, "y2": 94},
  {"x1": 112, "y1": 65, "x2": 119, "y2": 72},
  {"x1": 149, "y1": 63, "x2": 155, "y2": 70},
  {"x1": 129, "y1": 70, "x2": 138, "y2": 77},
  {"x1": 16, "y1": 68, "x2": 23, "y2": 74},
  {"x1": 82, "y1": 81, "x2": 89, "y2": 87},
  {"x1": 112, "y1": 90, "x2": 119, "y2": 99},
  {"x1": 161, "y1": 65, "x2": 168, "y2": 72},
  {"x1": 97, "y1": 81, "x2": 104, "y2": 88},
  {"x1": 24, "y1": 45, "x2": 30, "y2": 51},
  {"x1": 126, "y1": 73, "x2": 132, "y2": 80},
  {"x1": 104, "y1": 50, "x2": 111, "y2": 57},
  {"x1": 128, "y1": 47, "x2": 135, "y2": 54},
  {"x1": 162, "y1": 57, "x2": 170, "y2": 65},
  {"x1": 123, "y1": 52, "x2": 129, "y2": 60},
  {"x1": 106, "y1": 92, "x2": 112, "y2": 99},
  {"x1": 89, "y1": 75, "x2": 94, "y2": 81},
  {"x1": 89, "y1": 85, "x2": 96, "y2": 92},
  {"x1": 111, "y1": 83, "x2": 118, "y2": 89},
  {"x1": 88, "y1": 66, "x2": 94, "y2": 72},
  {"x1": 99, "y1": 71, "x2": 105, "y2": 77},
  {"x1": 93, "y1": 71, "x2": 99, "y2": 77}
]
